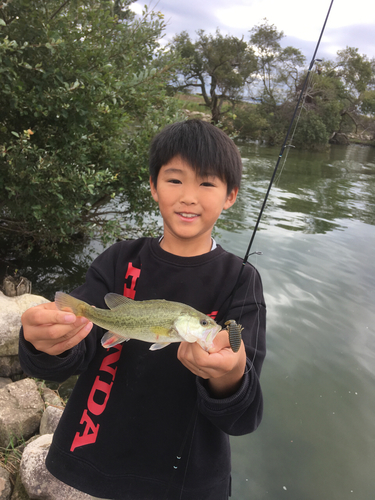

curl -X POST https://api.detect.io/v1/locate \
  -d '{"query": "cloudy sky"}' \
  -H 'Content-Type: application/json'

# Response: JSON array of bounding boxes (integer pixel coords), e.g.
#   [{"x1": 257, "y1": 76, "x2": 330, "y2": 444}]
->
[{"x1": 130, "y1": 0, "x2": 375, "y2": 62}]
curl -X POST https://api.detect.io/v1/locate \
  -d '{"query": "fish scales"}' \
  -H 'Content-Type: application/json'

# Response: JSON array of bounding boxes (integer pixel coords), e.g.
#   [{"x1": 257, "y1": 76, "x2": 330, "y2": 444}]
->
[{"x1": 55, "y1": 292, "x2": 221, "y2": 351}]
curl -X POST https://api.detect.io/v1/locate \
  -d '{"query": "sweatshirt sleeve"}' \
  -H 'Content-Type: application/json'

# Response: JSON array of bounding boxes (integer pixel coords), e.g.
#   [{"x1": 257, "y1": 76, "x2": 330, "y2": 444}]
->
[
  {"x1": 195, "y1": 262, "x2": 266, "y2": 436},
  {"x1": 18, "y1": 325, "x2": 100, "y2": 383}
]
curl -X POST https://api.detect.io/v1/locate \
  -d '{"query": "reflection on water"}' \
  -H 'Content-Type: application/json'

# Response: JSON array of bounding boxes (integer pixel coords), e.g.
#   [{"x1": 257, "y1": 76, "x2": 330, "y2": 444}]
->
[
  {"x1": 4, "y1": 143, "x2": 375, "y2": 499},
  {"x1": 217, "y1": 143, "x2": 375, "y2": 500},
  {"x1": 218, "y1": 143, "x2": 375, "y2": 237}
]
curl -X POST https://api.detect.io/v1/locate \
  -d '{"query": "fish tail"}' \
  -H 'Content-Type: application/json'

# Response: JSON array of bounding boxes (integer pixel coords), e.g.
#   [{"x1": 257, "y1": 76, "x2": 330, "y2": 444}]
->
[{"x1": 55, "y1": 292, "x2": 87, "y2": 316}]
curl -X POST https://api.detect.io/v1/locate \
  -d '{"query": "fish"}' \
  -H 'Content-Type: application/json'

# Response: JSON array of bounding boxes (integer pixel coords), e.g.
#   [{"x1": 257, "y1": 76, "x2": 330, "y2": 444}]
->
[{"x1": 54, "y1": 292, "x2": 222, "y2": 351}]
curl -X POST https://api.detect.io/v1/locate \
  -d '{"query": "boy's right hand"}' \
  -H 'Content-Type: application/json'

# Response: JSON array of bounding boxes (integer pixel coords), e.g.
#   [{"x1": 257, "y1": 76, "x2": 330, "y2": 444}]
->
[{"x1": 21, "y1": 302, "x2": 93, "y2": 356}]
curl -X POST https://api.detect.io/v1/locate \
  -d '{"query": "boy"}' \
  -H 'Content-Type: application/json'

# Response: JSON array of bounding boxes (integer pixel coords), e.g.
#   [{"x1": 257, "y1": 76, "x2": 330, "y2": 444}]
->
[{"x1": 19, "y1": 119, "x2": 266, "y2": 500}]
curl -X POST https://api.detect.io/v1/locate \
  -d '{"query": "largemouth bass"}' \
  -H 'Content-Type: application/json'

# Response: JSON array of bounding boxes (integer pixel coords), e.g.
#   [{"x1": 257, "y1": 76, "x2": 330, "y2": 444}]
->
[{"x1": 55, "y1": 292, "x2": 221, "y2": 351}]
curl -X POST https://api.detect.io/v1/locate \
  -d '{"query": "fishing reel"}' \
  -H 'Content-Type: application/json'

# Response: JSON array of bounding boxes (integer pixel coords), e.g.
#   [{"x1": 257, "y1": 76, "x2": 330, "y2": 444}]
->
[{"x1": 224, "y1": 320, "x2": 243, "y2": 353}]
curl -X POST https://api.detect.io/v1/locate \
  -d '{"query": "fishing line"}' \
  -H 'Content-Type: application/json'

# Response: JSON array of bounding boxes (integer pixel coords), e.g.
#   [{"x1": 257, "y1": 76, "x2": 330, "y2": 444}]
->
[
  {"x1": 274, "y1": 65, "x2": 317, "y2": 187},
  {"x1": 222, "y1": 0, "x2": 335, "y2": 325}
]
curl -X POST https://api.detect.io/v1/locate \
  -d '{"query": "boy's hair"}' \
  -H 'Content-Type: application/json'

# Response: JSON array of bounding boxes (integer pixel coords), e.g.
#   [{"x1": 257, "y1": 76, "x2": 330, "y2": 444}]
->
[{"x1": 149, "y1": 119, "x2": 242, "y2": 193}]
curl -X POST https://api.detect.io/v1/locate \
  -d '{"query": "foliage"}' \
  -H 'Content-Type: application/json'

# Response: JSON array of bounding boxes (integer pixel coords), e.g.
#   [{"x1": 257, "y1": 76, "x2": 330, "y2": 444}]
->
[
  {"x1": 169, "y1": 29, "x2": 257, "y2": 123},
  {"x1": 292, "y1": 113, "x2": 329, "y2": 149},
  {"x1": 0, "y1": 0, "x2": 182, "y2": 255},
  {"x1": 248, "y1": 19, "x2": 305, "y2": 109},
  {"x1": 318, "y1": 47, "x2": 375, "y2": 136},
  {"x1": 361, "y1": 90, "x2": 375, "y2": 116},
  {"x1": 232, "y1": 104, "x2": 269, "y2": 140}
]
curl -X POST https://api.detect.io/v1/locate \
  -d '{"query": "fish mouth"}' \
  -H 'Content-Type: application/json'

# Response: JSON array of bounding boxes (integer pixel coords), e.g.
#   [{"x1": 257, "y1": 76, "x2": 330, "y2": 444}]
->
[{"x1": 198, "y1": 324, "x2": 221, "y2": 351}]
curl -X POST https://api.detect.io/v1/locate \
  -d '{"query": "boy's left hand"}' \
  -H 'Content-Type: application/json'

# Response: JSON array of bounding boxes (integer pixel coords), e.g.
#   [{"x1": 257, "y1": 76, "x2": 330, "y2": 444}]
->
[{"x1": 177, "y1": 329, "x2": 247, "y2": 398}]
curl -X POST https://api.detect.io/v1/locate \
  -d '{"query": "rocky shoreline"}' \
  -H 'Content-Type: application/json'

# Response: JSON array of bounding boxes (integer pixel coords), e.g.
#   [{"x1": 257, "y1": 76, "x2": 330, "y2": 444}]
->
[{"x1": 0, "y1": 290, "x2": 90, "y2": 500}]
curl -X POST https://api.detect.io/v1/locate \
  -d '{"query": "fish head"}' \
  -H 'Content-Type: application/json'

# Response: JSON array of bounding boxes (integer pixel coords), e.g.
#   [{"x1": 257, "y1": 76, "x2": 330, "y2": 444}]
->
[{"x1": 175, "y1": 312, "x2": 221, "y2": 351}]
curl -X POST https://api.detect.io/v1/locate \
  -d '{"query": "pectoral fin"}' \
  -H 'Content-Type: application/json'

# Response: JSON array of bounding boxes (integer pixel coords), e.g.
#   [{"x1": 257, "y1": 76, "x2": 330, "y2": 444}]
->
[
  {"x1": 101, "y1": 331, "x2": 129, "y2": 349},
  {"x1": 149, "y1": 342, "x2": 171, "y2": 351}
]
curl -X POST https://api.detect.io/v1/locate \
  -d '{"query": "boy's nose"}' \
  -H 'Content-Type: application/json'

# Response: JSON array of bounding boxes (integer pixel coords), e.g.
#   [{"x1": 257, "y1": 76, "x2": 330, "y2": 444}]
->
[{"x1": 180, "y1": 186, "x2": 197, "y2": 205}]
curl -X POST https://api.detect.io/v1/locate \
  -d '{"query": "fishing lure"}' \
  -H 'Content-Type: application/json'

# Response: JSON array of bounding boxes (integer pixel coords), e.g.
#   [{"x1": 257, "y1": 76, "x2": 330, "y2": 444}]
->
[{"x1": 225, "y1": 320, "x2": 243, "y2": 353}]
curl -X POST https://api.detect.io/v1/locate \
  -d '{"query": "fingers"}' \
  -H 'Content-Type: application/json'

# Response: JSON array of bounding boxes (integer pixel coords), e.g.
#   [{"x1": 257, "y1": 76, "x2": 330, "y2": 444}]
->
[
  {"x1": 207, "y1": 329, "x2": 232, "y2": 353},
  {"x1": 177, "y1": 329, "x2": 246, "y2": 380},
  {"x1": 21, "y1": 302, "x2": 93, "y2": 356},
  {"x1": 43, "y1": 320, "x2": 93, "y2": 356}
]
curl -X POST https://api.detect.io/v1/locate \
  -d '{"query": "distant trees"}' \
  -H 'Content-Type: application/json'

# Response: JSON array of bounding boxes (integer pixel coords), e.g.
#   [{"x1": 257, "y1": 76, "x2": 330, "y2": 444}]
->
[
  {"x1": 169, "y1": 20, "x2": 375, "y2": 148},
  {"x1": 0, "y1": 0, "x2": 181, "y2": 255},
  {"x1": 169, "y1": 29, "x2": 257, "y2": 123},
  {"x1": 292, "y1": 47, "x2": 375, "y2": 147},
  {"x1": 248, "y1": 20, "x2": 305, "y2": 108}
]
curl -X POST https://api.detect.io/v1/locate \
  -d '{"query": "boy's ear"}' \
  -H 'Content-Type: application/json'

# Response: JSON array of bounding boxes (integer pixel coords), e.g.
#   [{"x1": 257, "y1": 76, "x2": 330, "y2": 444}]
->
[
  {"x1": 150, "y1": 176, "x2": 158, "y2": 202},
  {"x1": 223, "y1": 187, "x2": 239, "y2": 210}
]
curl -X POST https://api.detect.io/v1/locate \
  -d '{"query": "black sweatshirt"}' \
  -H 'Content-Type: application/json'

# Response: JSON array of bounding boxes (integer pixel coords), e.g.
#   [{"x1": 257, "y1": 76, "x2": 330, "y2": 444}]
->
[{"x1": 19, "y1": 238, "x2": 266, "y2": 500}]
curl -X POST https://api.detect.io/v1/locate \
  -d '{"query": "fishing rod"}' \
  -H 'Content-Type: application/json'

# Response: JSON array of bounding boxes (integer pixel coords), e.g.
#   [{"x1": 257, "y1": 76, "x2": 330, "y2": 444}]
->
[{"x1": 224, "y1": 0, "x2": 335, "y2": 350}]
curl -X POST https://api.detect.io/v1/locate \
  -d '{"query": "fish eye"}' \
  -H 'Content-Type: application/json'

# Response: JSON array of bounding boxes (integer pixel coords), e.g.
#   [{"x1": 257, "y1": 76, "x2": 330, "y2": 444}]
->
[{"x1": 200, "y1": 319, "x2": 208, "y2": 326}]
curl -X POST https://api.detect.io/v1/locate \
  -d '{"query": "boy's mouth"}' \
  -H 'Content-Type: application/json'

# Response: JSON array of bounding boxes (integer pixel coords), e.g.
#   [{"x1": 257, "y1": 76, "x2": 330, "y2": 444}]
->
[{"x1": 177, "y1": 212, "x2": 199, "y2": 219}]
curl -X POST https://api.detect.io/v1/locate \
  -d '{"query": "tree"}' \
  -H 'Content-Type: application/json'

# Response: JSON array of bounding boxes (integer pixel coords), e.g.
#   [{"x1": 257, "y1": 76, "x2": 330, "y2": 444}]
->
[
  {"x1": 248, "y1": 19, "x2": 305, "y2": 109},
  {"x1": 244, "y1": 19, "x2": 306, "y2": 145},
  {"x1": 320, "y1": 47, "x2": 374, "y2": 134},
  {"x1": 0, "y1": 0, "x2": 181, "y2": 255},
  {"x1": 170, "y1": 29, "x2": 257, "y2": 123}
]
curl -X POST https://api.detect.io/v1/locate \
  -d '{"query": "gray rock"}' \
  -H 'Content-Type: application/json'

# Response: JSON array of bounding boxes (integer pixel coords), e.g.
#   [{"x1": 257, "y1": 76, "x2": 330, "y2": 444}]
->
[
  {"x1": 0, "y1": 378, "x2": 12, "y2": 390},
  {"x1": 39, "y1": 407, "x2": 63, "y2": 436},
  {"x1": 0, "y1": 291, "x2": 50, "y2": 357},
  {"x1": 0, "y1": 379, "x2": 44, "y2": 448},
  {"x1": 2, "y1": 277, "x2": 32, "y2": 298},
  {"x1": 10, "y1": 473, "x2": 30, "y2": 500},
  {"x1": 0, "y1": 465, "x2": 12, "y2": 500},
  {"x1": 0, "y1": 357, "x2": 22, "y2": 379},
  {"x1": 20, "y1": 435, "x2": 91, "y2": 500},
  {"x1": 37, "y1": 386, "x2": 64, "y2": 409}
]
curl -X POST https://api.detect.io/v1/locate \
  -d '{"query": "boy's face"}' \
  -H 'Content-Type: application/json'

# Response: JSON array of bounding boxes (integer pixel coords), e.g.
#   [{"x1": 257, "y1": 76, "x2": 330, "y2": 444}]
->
[{"x1": 150, "y1": 156, "x2": 238, "y2": 253}]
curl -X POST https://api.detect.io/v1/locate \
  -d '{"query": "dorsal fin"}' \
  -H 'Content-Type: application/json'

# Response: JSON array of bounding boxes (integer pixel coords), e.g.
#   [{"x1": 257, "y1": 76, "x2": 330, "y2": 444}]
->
[{"x1": 104, "y1": 293, "x2": 135, "y2": 310}]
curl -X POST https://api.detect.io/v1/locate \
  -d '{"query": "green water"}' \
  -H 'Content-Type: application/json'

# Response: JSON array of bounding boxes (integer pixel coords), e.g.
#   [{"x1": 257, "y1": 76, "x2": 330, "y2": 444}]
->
[
  {"x1": 7, "y1": 142, "x2": 375, "y2": 499},
  {"x1": 220, "y1": 143, "x2": 375, "y2": 499}
]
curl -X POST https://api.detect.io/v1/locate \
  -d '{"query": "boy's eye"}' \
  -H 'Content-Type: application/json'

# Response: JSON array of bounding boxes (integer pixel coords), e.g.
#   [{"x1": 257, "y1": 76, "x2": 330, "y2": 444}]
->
[
  {"x1": 201, "y1": 181, "x2": 215, "y2": 187},
  {"x1": 168, "y1": 179, "x2": 182, "y2": 184}
]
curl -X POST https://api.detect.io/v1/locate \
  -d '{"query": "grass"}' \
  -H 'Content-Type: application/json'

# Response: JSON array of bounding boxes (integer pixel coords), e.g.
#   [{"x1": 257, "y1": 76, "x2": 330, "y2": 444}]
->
[
  {"x1": 174, "y1": 92, "x2": 208, "y2": 113},
  {"x1": 0, "y1": 435, "x2": 24, "y2": 477}
]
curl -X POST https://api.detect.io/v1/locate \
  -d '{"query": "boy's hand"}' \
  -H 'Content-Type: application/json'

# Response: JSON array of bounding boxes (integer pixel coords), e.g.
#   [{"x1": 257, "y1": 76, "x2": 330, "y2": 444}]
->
[
  {"x1": 177, "y1": 329, "x2": 247, "y2": 398},
  {"x1": 21, "y1": 302, "x2": 93, "y2": 356}
]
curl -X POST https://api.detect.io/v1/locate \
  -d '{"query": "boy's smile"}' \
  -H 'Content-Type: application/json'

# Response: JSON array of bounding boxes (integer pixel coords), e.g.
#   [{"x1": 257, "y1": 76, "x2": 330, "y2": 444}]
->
[{"x1": 150, "y1": 156, "x2": 238, "y2": 256}]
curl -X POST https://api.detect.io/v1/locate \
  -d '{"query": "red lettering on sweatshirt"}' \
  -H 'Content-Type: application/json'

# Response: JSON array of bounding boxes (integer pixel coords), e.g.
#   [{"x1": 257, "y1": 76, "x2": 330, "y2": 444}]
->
[
  {"x1": 70, "y1": 345, "x2": 122, "y2": 452},
  {"x1": 208, "y1": 311, "x2": 218, "y2": 320},
  {"x1": 87, "y1": 377, "x2": 114, "y2": 416},
  {"x1": 70, "y1": 410, "x2": 99, "y2": 452},
  {"x1": 124, "y1": 262, "x2": 141, "y2": 299}
]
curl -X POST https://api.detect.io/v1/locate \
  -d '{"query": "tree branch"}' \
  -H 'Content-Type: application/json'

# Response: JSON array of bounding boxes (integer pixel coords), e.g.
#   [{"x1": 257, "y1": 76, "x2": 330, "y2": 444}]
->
[{"x1": 50, "y1": 0, "x2": 71, "y2": 20}]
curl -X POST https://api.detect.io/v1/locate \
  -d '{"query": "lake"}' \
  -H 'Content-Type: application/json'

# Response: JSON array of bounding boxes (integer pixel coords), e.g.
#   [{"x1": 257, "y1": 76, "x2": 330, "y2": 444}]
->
[
  {"x1": 220, "y1": 142, "x2": 375, "y2": 499},
  {"x1": 8, "y1": 142, "x2": 375, "y2": 499}
]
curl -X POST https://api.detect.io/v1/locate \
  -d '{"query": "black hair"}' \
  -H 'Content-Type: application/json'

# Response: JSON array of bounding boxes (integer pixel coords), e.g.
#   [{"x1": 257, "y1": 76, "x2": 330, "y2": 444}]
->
[{"x1": 149, "y1": 119, "x2": 242, "y2": 194}]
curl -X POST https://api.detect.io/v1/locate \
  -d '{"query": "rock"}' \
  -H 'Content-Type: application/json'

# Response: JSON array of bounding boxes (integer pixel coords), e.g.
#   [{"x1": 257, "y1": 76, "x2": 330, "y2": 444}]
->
[
  {"x1": 2, "y1": 277, "x2": 32, "y2": 298},
  {"x1": 0, "y1": 357, "x2": 22, "y2": 379},
  {"x1": 10, "y1": 473, "x2": 30, "y2": 500},
  {"x1": 0, "y1": 378, "x2": 12, "y2": 390},
  {"x1": 0, "y1": 292, "x2": 50, "y2": 358},
  {"x1": 37, "y1": 385, "x2": 64, "y2": 409},
  {"x1": 0, "y1": 465, "x2": 12, "y2": 500},
  {"x1": 0, "y1": 379, "x2": 44, "y2": 448},
  {"x1": 39, "y1": 407, "x2": 63, "y2": 436},
  {"x1": 20, "y1": 435, "x2": 91, "y2": 500}
]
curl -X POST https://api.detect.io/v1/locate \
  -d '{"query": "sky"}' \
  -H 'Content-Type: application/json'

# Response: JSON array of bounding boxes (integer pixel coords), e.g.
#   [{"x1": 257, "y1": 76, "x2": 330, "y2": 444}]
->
[{"x1": 130, "y1": 0, "x2": 375, "y2": 62}]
